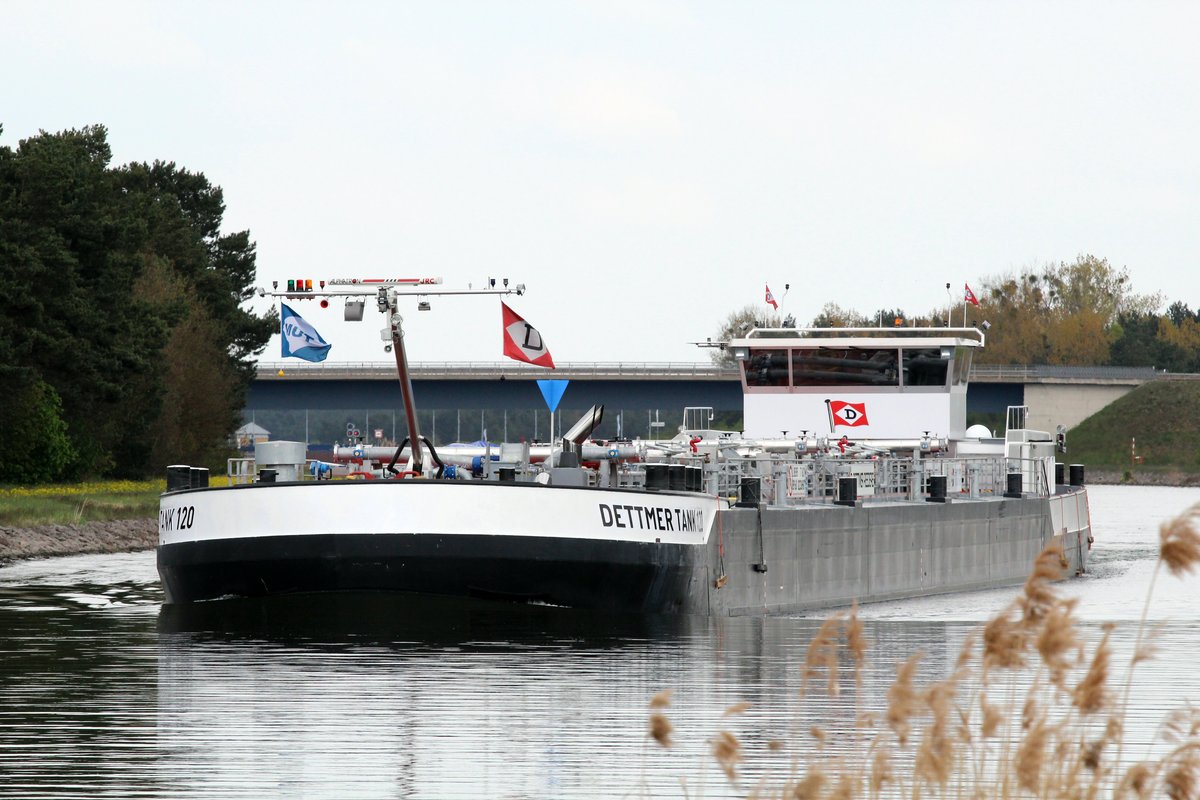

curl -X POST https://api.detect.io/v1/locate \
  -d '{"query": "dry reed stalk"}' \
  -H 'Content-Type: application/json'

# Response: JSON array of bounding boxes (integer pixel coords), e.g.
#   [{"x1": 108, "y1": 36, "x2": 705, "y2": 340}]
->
[
  {"x1": 1115, "y1": 503, "x2": 1200, "y2": 774},
  {"x1": 980, "y1": 693, "x2": 1004, "y2": 739},
  {"x1": 1036, "y1": 597, "x2": 1081, "y2": 690},
  {"x1": 846, "y1": 602, "x2": 868, "y2": 688},
  {"x1": 1072, "y1": 623, "x2": 1113, "y2": 717},
  {"x1": 724, "y1": 701, "x2": 752, "y2": 717},
  {"x1": 802, "y1": 614, "x2": 844, "y2": 698},
  {"x1": 1163, "y1": 706, "x2": 1200, "y2": 743},
  {"x1": 886, "y1": 652, "x2": 922, "y2": 747},
  {"x1": 649, "y1": 712, "x2": 673, "y2": 748},
  {"x1": 1159, "y1": 503, "x2": 1200, "y2": 579},
  {"x1": 1019, "y1": 544, "x2": 1068, "y2": 628},
  {"x1": 1164, "y1": 745, "x2": 1200, "y2": 800},
  {"x1": 790, "y1": 768, "x2": 827, "y2": 800},
  {"x1": 830, "y1": 771, "x2": 857, "y2": 800},
  {"x1": 648, "y1": 689, "x2": 674, "y2": 748},
  {"x1": 1015, "y1": 713, "x2": 1052, "y2": 794},
  {"x1": 1117, "y1": 762, "x2": 1155, "y2": 800},
  {"x1": 868, "y1": 749, "x2": 891, "y2": 798},
  {"x1": 712, "y1": 729, "x2": 743, "y2": 781},
  {"x1": 1133, "y1": 624, "x2": 1165, "y2": 666},
  {"x1": 914, "y1": 672, "x2": 962, "y2": 789},
  {"x1": 982, "y1": 602, "x2": 1028, "y2": 674}
]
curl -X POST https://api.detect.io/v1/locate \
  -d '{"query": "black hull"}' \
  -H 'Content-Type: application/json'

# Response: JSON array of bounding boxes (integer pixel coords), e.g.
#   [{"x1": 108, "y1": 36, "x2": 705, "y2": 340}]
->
[{"x1": 157, "y1": 533, "x2": 704, "y2": 614}]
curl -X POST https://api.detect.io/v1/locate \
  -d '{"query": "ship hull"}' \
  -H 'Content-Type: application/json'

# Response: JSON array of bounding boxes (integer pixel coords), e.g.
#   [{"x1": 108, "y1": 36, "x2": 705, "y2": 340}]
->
[{"x1": 157, "y1": 481, "x2": 1090, "y2": 615}]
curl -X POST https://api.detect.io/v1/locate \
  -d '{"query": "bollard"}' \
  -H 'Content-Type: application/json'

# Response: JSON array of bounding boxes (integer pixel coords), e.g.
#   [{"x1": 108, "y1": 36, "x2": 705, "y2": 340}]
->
[
  {"x1": 835, "y1": 476, "x2": 858, "y2": 507},
  {"x1": 189, "y1": 467, "x2": 210, "y2": 489},
  {"x1": 644, "y1": 464, "x2": 667, "y2": 490},
  {"x1": 1069, "y1": 464, "x2": 1085, "y2": 486},
  {"x1": 166, "y1": 465, "x2": 191, "y2": 492},
  {"x1": 668, "y1": 464, "x2": 686, "y2": 491},
  {"x1": 737, "y1": 477, "x2": 762, "y2": 507},
  {"x1": 926, "y1": 474, "x2": 947, "y2": 503},
  {"x1": 1004, "y1": 471, "x2": 1023, "y2": 498}
]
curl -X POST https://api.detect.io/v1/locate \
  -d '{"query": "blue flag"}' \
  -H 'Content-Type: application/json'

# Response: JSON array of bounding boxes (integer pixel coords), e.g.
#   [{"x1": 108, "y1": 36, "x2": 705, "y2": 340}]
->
[{"x1": 280, "y1": 303, "x2": 331, "y2": 362}]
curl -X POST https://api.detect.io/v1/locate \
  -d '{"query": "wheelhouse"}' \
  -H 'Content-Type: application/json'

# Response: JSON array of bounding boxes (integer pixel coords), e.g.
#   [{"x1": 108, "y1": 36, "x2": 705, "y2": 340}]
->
[{"x1": 726, "y1": 327, "x2": 984, "y2": 440}]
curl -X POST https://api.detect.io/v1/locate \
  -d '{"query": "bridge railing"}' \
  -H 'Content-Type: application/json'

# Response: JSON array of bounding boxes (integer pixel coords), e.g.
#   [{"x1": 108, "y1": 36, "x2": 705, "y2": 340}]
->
[
  {"x1": 256, "y1": 361, "x2": 739, "y2": 380},
  {"x1": 967, "y1": 364, "x2": 1162, "y2": 381},
  {"x1": 258, "y1": 360, "x2": 1169, "y2": 382}
]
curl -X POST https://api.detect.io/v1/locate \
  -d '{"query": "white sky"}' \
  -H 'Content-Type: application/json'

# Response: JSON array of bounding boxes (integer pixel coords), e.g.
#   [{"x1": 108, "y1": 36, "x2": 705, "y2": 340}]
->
[{"x1": 5, "y1": 1, "x2": 1199, "y2": 364}]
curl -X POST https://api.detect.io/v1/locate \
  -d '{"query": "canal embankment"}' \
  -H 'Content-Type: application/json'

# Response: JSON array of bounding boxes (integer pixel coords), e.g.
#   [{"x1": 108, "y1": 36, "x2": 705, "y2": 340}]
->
[{"x1": 0, "y1": 519, "x2": 158, "y2": 565}]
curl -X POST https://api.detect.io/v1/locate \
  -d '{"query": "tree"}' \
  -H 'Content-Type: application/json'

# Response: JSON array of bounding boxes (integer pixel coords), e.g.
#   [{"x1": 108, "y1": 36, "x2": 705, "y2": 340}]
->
[
  {"x1": 974, "y1": 255, "x2": 1159, "y2": 365},
  {"x1": 708, "y1": 304, "x2": 782, "y2": 366},
  {"x1": 0, "y1": 125, "x2": 274, "y2": 480},
  {"x1": 809, "y1": 302, "x2": 868, "y2": 328},
  {"x1": 0, "y1": 369, "x2": 77, "y2": 484}
]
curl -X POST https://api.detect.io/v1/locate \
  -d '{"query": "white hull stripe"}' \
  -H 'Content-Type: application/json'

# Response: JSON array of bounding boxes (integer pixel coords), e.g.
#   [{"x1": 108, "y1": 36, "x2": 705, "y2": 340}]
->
[{"x1": 159, "y1": 482, "x2": 720, "y2": 548}]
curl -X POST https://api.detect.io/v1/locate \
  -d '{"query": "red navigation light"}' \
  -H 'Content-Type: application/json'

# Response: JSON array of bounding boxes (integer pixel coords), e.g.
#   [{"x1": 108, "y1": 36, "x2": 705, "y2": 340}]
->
[{"x1": 320, "y1": 299, "x2": 329, "y2": 309}]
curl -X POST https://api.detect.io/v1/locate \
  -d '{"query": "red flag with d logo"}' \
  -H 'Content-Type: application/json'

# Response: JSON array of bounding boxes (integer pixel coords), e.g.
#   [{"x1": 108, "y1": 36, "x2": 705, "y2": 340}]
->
[
  {"x1": 830, "y1": 400, "x2": 869, "y2": 427},
  {"x1": 501, "y1": 302, "x2": 555, "y2": 368}
]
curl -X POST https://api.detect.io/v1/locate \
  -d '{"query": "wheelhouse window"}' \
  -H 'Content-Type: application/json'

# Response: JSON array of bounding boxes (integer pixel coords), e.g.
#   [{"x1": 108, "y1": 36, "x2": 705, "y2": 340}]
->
[
  {"x1": 902, "y1": 348, "x2": 950, "y2": 387},
  {"x1": 789, "y1": 348, "x2": 899, "y2": 387},
  {"x1": 744, "y1": 348, "x2": 790, "y2": 387},
  {"x1": 953, "y1": 346, "x2": 973, "y2": 385}
]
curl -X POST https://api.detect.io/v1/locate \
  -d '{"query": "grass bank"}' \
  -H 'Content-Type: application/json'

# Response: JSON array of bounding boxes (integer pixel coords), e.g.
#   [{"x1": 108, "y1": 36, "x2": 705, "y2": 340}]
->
[
  {"x1": 1065, "y1": 380, "x2": 1200, "y2": 475},
  {"x1": 0, "y1": 480, "x2": 166, "y2": 527}
]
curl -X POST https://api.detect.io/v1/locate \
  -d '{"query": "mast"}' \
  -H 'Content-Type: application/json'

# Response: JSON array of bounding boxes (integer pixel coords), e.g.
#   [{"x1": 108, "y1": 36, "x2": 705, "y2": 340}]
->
[
  {"x1": 261, "y1": 276, "x2": 525, "y2": 477},
  {"x1": 384, "y1": 287, "x2": 426, "y2": 473}
]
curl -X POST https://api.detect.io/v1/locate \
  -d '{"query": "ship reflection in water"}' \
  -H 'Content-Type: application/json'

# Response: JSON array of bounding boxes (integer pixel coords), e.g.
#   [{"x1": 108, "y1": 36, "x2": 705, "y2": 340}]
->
[{"x1": 155, "y1": 592, "x2": 966, "y2": 799}]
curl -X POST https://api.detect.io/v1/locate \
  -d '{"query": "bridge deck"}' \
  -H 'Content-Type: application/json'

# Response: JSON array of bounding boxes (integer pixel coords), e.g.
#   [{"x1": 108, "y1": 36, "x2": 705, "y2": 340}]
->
[{"x1": 255, "y1": 361, "x2": 1165, "y2": 384}]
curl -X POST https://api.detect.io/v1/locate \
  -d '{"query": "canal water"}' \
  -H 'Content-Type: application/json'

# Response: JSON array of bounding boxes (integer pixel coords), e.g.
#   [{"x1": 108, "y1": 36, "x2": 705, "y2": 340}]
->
[{"x1": 1, "y1": 485, "x2": 1198, "y2": 798}]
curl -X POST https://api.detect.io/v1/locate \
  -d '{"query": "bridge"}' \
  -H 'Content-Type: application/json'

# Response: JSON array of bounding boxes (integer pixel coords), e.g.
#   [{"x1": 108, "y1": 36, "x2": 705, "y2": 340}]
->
[{"x1": 246, "y1": 361, "x2": 1166, "y2": 444}]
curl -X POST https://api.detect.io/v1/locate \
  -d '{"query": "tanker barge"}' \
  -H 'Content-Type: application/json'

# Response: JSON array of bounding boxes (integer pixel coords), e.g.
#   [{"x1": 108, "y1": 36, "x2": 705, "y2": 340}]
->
[{"x1": 157, "y1": 280, "x2": 1091, "y2": 615}]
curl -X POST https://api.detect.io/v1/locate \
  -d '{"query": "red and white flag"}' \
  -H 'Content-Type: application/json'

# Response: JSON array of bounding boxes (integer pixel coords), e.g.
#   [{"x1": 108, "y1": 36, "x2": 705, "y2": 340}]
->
[
  {"x1": 964, "y1": 283, "x2": 980, "y2": 307},
  {"x1": 830, "y1": 400, "x2": 869, "y2": 427},
  {"x1": 501, "y1": 302, "x2": 555, "y2": 368},
  {"x1": 765, "y1": 284, "x2": 778, "y2": 310}
]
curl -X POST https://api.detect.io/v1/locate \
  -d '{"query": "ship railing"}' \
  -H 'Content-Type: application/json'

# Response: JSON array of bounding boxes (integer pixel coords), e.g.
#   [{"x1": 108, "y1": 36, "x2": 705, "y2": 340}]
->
[
  {"x1": 227, "y1": 457, "x2": 335, "y2": 484},
  {"x1": 705, "y1": 452, "x2": 1058, "y2": 505},
  {"x1": 1002, "y1": 455, "x2": 1054, "y2": 496}
]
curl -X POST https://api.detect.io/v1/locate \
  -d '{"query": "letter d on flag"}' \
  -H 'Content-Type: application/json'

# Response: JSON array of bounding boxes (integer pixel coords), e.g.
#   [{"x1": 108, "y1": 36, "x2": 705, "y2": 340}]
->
[
  {"x1": 501, "y1": 302, "x2": 555, "y2": 368},
  {"x1": 280, "y1": 303, "x2": 332, "y2": 362}
]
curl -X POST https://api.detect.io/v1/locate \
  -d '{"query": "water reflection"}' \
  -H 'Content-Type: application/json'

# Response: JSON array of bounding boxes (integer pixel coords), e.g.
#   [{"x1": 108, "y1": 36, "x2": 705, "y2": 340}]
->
[
  {"x1": 148, "y1": 594, "x2": 968, "y2": 799},
  {"x1": 157, "y1": 591, "x2": 702, "y2": 648}
]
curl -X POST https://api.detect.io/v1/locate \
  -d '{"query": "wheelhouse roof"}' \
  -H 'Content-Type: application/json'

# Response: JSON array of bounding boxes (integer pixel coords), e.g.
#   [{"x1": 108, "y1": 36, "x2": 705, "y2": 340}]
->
[{"x1": 727, "y1": 326, "x2": 985, "y2": 350}]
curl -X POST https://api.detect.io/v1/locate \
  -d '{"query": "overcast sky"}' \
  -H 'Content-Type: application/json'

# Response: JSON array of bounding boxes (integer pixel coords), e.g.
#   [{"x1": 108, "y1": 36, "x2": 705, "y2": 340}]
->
[{"x1": 6, "y1": 1, "x2": 1199, "y2": 365}]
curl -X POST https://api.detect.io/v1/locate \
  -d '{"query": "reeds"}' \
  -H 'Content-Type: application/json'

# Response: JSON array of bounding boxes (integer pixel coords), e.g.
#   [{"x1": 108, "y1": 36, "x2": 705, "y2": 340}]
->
[{"x1": 643, "y1": 501, "x2": 1200, "y2": 798}]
